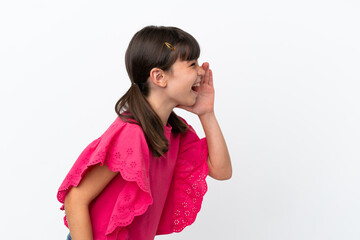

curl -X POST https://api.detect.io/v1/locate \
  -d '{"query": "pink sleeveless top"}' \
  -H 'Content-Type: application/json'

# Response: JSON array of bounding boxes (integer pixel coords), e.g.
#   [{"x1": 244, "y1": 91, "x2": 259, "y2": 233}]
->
[{"x1": 57, "y1": 116, "x2": 209, "y2": 240}]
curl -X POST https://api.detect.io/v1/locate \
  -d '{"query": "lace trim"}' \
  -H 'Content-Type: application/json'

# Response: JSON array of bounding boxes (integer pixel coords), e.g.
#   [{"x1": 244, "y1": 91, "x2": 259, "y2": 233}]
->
[
  {"x1": 57, "y1": 122, "x2": 153, "y2": 236},
  {"x1": 172, "y1": 138, "x2": 209, "y2": 232},
  {"x1": 57, "y1": 137, "x2": 151, "y2": 204}
]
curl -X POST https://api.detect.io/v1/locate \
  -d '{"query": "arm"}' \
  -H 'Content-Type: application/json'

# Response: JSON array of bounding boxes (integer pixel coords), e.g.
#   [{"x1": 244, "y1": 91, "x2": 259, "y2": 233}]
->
[
  {"x1": 199, "y1": 112, "x2": 232, "y2": 180},
  {"x1": 64, "y1": 163, "x2": 118, "y2": 240}
]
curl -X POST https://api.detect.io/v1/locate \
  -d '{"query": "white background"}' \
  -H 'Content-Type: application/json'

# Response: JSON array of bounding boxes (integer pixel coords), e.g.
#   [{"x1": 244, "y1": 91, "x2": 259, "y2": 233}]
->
[{"x1": 0, "y1": 0, "x2": 359, "y2": 239}]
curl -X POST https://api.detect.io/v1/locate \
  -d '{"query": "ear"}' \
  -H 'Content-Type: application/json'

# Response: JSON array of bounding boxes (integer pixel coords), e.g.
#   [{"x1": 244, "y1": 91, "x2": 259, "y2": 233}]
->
[{"x1": 149, "y1": 68, "x2": 167, "y2": 87}]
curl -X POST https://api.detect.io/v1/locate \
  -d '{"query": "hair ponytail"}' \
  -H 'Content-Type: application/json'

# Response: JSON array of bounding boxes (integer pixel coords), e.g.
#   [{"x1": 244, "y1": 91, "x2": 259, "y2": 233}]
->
[
  {"x1": 115, "y1": 83, "x2": 188, "y2": 157},
  {"x1": 114, "y1": 25, "x2": 200, "y2": 157}
]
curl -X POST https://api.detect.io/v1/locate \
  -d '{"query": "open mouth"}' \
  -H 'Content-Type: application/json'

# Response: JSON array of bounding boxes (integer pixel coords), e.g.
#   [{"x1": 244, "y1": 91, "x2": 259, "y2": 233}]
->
[{"x1": 191, "y1": 82, "x2": 200, "y2": 92}]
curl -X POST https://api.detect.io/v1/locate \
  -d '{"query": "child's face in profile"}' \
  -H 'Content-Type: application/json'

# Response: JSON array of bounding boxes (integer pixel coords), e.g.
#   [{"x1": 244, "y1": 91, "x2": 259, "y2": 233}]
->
[{"x1": 165, "y1": 58, "x2": 205, "y2": 107}]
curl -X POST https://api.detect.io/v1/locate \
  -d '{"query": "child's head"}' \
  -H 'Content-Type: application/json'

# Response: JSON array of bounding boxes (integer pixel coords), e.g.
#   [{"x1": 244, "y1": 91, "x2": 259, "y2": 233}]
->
[
  {"x1": 124, "y1": 25, "x2": 201, "y2": 96},
  {"x1": 116, "y1": 25, "x2": 201, "y2": 157}
]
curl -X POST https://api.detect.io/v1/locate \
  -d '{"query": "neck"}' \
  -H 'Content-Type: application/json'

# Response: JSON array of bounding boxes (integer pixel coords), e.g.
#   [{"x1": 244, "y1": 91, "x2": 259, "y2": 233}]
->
[{"x1": 145, "y1": 94, "x2": 175, "y2": 126}]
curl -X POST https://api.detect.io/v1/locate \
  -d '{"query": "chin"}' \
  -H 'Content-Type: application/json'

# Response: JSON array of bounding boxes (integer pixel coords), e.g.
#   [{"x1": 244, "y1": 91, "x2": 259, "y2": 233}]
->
[
  {"x1": 176, "y1": 94, "x2": 197, "y2": 107},
  {"x1": 188, "y1": 98, "x2": 197, "y2": 106},
  {"x1": 179, "y1": 99, "x2": 196, "y2": 107}
]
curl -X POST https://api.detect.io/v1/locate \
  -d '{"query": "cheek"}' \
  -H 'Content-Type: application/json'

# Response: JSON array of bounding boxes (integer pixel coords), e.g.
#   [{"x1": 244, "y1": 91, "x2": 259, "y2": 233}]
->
[
  {"x1": 166, "y1": 83, "x2": 193, "y2": 102},
  {"x1": 172, "y1": 80, "x2": 189, "y2": 92}
]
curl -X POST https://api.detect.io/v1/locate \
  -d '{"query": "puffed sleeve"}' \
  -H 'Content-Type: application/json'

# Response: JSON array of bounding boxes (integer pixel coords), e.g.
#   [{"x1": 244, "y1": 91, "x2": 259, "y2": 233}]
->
[
  {"x1": 156, "y1": 117, "x2": 209, "y2": 234},
  {"x1": 56, "y1": 118, "x2": 152, "y2": 238}
]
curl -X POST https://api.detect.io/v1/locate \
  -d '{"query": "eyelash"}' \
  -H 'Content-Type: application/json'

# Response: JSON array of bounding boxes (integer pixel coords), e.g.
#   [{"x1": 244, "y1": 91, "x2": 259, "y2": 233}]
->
[{"x1": 191, "y1": 63, "x2": 196, "y2": 67}]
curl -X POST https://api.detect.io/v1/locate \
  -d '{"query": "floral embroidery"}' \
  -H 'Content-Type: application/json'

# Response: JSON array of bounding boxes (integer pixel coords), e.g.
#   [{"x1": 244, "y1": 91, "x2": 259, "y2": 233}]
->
[
  {"x1": 171, "y1": 138, "x2": 209, "y2": 233},
  {"x1": 57, "y1": 117, "x2": 209, "y2": 237},
  {"x1": 114, "y1": 152, "x2": 121, "y2": 158},
  {"x1": 124, "y1": 194, "x2": 131, "y2": 202},
  {"x1": 127, "y1": 148, "x2": 133, "y2": 155}
]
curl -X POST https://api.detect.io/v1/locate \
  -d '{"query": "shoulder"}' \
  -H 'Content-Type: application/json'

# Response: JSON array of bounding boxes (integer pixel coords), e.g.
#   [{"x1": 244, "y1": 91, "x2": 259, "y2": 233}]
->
[
  {"x1": 99, "y1": 116, "x2": 146, "y2": 143},
  {"x1": 174, "y1": 115, "x2": 201, "y2": 145},
  {"x1": 112, "y1": 116, "x2": 144, "y2": 132}
]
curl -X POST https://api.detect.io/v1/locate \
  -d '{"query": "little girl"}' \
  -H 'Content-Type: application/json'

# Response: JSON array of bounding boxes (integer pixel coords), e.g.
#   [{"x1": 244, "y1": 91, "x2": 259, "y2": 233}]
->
[{"x1": 57, "y1": 25, "x2": 232, "y2": 240}]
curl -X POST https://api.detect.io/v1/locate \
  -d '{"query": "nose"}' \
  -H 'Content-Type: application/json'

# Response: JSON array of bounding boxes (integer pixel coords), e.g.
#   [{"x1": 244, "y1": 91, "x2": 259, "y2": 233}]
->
[{"x1": 198, "y1": 65, "x2": 205, "y2": 76}]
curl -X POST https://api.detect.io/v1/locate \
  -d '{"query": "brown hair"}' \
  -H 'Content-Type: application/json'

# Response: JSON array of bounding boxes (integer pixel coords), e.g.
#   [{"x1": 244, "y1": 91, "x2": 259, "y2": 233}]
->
[{"x1": 114, "y1": 25, "x2": 201, "y2": 157}]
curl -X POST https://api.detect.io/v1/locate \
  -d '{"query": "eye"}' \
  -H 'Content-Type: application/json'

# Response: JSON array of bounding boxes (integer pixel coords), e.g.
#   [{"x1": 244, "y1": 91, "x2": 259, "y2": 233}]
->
[{"x1": 191, "y1": 62, "x2": 196, "y2": 67}]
